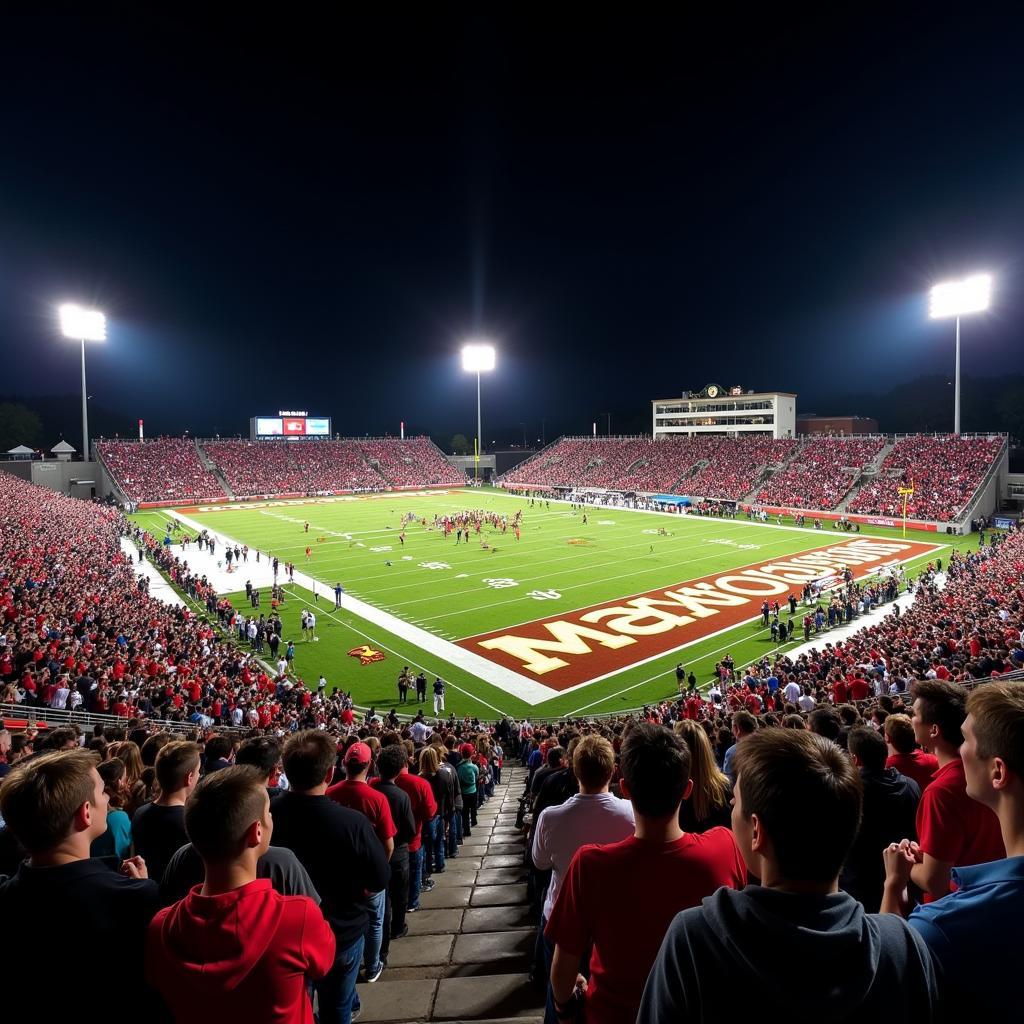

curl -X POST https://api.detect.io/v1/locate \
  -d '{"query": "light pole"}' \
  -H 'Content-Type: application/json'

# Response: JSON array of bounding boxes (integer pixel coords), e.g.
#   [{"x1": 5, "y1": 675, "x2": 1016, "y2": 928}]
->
[
  {"x1": 461, "y1": 342, "x2": 496, "y2": 481},
  {"x1": 929, "y1": 273, "x2": 991, "y2": 435},
  {"x1": 59, "y1": 304, "x2": 107, "y2": 460}
]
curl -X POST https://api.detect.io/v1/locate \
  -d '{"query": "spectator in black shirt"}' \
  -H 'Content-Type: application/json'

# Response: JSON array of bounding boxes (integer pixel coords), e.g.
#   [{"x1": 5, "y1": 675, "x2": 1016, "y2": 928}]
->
[
  {"x1": 133, "y1": 741, "x2": 200, "y2": 884},
  {"x1": 272, "y1": 730, "x2": 390, "y2": 1024},
  {"x1": 0, "y1": 750, "x2": 162, "y2": 1010},
  {"x1": 372, "y1": 744, "x2": 417, "y2": 949}
]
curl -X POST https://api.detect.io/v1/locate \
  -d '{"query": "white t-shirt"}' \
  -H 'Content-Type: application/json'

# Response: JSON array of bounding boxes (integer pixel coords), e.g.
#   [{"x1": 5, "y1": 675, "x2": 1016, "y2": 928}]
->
[
  {"x1": 798, "y1": 694, "x2": 816, "y2": 712},
  {"x1": 783, "y1": 681, "x2": 801, "y2": 703},
  {"x1": 531, "y1": 792, "x2": 636, "y2": 921}
]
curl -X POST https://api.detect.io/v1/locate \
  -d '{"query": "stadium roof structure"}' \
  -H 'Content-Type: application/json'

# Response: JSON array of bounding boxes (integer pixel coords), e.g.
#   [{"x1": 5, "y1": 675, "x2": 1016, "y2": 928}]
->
[
  {"x1": 50, "y1": 440, "x2": 76, "y2": 453},
  {"x1": 6, "y1": 444, "x2": 34, "y2": 455}
]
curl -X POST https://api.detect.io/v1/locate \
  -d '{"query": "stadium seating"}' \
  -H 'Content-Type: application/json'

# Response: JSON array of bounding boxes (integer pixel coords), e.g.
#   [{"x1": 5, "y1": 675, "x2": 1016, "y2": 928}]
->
[
  {"x1": 754, "y1": 436, "x2": 886, "y2": 510},
  {"x1": 847, "y1": 434, "x2": 1003, "y2": 522},
  {"x1": 357, "y1": 438, "x2": 464, "y2": 487},
  {"x1": 96, "y1": 439, "x2": 227, "y2": 503},
  {"x1": 203, "y1": 440, "x2": 306, "y2": 496},
  {"x1": 684, "y1": 437, "x2": 797, "y2": 500}
]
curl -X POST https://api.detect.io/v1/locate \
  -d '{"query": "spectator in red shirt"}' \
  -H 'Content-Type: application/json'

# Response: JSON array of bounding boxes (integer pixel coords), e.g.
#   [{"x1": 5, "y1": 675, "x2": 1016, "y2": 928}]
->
[
  {"x1": 906, "y1": 680, "x2": 1004, "y2": 901},
  {"x1": 146, "y1": 765, "x2": 335, "y2": 1024},
  {"x1": 884, "y1": 714, "x2": 938, "y2": 792},
  {"x1": 327, "y1": 741, "x2": 394, "y2": 984},
  {"x1": 388, "y1": 739, "x2": 438, "y2": 912},
  {"x1": 545, "y1": 723, "x2": 746, "y2": 1024}
]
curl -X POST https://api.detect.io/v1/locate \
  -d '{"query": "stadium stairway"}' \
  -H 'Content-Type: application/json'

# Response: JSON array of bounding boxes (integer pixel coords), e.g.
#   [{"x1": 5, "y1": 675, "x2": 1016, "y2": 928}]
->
[
  {"x1": 353, "y1": 764, "x2": 543, "y2": 1023},
  {"x1": 195, "y1": 440, "x2": 236, "y2": 499}
]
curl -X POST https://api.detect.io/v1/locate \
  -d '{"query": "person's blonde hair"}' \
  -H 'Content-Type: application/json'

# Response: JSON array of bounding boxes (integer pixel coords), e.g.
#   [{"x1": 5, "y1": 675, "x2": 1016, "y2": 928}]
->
[
  {"x1": 419, "y1": 747, "x2": 440, "y2": 776},
  {"x1": 0, "y1": 749, "x2": 98, "y2": 853},
  {"x1": 572, "y1": 735, "x2": 615, "y2": 790},
  {"x1": 675, "y1": 719, "x2": 730, "y2": 823}
]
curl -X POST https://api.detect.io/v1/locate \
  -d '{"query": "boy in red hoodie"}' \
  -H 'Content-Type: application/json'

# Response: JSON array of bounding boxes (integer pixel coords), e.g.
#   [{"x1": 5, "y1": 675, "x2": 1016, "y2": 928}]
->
[{"x1": 145, "y1": 766, "x2": 335, "y2": 1024}]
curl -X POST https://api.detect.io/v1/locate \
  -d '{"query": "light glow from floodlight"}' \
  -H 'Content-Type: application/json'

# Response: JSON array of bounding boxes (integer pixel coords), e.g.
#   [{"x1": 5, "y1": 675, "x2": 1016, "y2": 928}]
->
[
  {"x1": 929, "y1": 274, "x2": 992, "y2": 319},
  {"x1": 461, "y1": 343, "x2": 496, "y2": 373},
  {"x1": 59, "y1": 304, "x2": 107, "y2": 341}
]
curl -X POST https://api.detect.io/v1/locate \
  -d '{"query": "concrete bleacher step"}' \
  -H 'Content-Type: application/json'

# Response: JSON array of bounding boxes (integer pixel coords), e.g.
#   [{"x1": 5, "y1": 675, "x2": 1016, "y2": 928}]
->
[{"x1": 354, "y1": 767, "x2": 543, "y2": 1022}]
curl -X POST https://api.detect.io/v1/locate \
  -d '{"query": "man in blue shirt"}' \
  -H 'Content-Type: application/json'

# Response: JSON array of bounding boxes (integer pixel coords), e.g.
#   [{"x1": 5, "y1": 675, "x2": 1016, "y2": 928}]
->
[{"x1": 882, "y1": 680, "x2": 1024, "y2": 1019}]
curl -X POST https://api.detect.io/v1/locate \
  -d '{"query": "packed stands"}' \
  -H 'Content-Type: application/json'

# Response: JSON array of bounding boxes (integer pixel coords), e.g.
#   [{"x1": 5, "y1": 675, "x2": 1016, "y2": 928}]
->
[
  {"x1": 96, "y1": 438, "x2": 227, "y2": 503},
  {"x1": 202, "y1": 440, "x2": 306, "y2": 496},
  {"x1": 357, "y1": 437, "x2": 464, "y2": 487},
  {"x1": 755, "y1": 436, "x2": 886, "y2": 510},
  {"x1": 683, "y1": 437, "x2": 798, "y2": 500},
  {"x1": 98, "y1": 437, "x2": 463, "y2": 503},
  {"x1": 848, "y1": 434, "x2": 1003, "y2": 522}
]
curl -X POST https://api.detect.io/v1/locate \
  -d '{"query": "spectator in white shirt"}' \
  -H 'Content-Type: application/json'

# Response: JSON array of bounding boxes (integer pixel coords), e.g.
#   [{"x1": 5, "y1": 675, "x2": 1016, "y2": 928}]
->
[
  {"x1": 783, "y1": 679, "x2": 802, "y2": 704},
  {"x1": 798, "y1": 688, "x2": 816, "y2": 712},
  {"x1": 531, "y1": 735, "x2": 635, "y2": 1023},
  {"x1": 51, "y1": 680, "x2": 71, "y2": 710}
]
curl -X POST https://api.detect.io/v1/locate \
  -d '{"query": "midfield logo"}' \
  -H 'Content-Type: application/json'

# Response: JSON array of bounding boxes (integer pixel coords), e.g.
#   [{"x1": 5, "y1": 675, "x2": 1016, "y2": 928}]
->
[
  {"x1": 348, "y1": 645, "x2": 386, "y2": 665},
  {"x1": 458, "y1": 538, "x2": 941, "y2": 691}
]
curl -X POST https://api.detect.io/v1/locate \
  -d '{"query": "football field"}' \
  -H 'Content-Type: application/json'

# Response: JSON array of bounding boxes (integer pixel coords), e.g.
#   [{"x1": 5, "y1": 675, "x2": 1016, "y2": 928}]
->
[{"x1": 136, "y1": 488, "x2": 956, "y2": 720}]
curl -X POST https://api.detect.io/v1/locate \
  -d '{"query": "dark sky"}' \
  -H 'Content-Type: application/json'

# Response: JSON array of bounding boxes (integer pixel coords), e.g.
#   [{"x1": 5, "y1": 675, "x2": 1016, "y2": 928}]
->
[{"x1": 2, "y1": 11, "x2": 1023, "y2": 444}]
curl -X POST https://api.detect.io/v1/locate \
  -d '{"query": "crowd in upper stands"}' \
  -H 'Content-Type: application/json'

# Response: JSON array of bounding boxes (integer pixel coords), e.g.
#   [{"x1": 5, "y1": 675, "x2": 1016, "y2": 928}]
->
[
  {"x1": 848, "y1": 434, "x2": 1004, "y2": 522},
  {"x1": 96, "y1": 436, "x2": 463, "y2": 503},
  {"x1": 503, "y1": 432, "x2": 1004, "y2": 521},
  {"x1": 755, "y1": 435, "x2": 886, "y2": 510}
]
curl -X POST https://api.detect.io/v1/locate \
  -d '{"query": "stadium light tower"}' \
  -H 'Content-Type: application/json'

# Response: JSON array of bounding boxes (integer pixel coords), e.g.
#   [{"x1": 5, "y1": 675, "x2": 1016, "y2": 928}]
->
[
  {"x1": 461, "y1": 342, "x2": 496, "y2": 480},
  {"x1": 929, "y1": 273, "x2": 992, "y2": 435},
  {"x1": 59, "y1": 304, "x2": 107, "y2": 461}
]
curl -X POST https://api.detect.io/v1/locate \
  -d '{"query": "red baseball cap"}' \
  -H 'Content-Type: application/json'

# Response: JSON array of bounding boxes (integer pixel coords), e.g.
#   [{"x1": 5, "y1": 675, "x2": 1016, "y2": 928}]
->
[
  {"x1": 459, "y1": 743, "x2": 475, "y2": 758},
  {"x1": 344, "y1": 741, "x2": 372, "y2": 765}
]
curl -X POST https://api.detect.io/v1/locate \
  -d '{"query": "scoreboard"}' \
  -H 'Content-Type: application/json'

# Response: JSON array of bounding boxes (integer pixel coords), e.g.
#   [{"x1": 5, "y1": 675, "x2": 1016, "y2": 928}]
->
[{"x1": 250, "y1": 412, "x2": 332, "y2": 440}]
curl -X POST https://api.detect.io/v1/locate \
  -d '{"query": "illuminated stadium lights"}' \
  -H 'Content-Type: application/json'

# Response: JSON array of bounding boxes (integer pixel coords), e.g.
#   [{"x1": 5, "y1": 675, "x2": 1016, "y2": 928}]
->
[
  {"x1": 462, "y1": 342, "x2": 496, "y2": 480},
  {"x1": 59, "y1": 303, "x2": 107, "y2": 461},
  {"x1": 928, "y1": 273, "x2": 992, "y2": 435}
]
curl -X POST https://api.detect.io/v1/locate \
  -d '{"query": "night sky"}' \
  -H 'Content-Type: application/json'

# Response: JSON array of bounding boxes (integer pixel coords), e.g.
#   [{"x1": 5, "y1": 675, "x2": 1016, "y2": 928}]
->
[{"x1": 2, "y1": 12, "x2": 1023, "y2": 445}]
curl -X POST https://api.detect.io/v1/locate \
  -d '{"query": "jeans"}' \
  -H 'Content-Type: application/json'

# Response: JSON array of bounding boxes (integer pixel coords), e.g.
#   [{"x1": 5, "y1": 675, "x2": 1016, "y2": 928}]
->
[
  {"x1": 493, "y1": 763, "x2": 502, "y2": 786},
  {"x1": 448, "y1": 809, "x2": 462, "y2": 856},
  {"x1": 427, "y1": 815, "x2": 446, "y2": 873},
  {"x1": 539, "y1": 914, "x2": 557, "y2": 1024},
  {"x1": 315, "y1": 933, "x2": 364, "y2": 1024},
  {"x1": 382, "y1": 853, "x2": 409, "y2": 955},
  {"x1": 363, "y1": 889, "x2": 386, "y2": 975},
  {"x1": 409, "y1": 845, "x2": 424, "y2": 910}
]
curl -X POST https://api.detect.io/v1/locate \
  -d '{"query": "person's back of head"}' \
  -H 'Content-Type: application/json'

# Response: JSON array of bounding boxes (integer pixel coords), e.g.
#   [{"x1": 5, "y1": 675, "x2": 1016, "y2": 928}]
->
[
  {"x1": 184, "y1": 765, "x2": 271, "y2": 865},
  {"x1": 963, "y1": 681, "x2": 1024, "y2": 809},
  {"x1": 733, "y1": 729, "x2": 862, "y2": 884},
  {"x1": 620, "y1": 723, "x2": 691, "y2": 819},
  {"x1": 418, "y1": 746, "x2": 440, "y2": 777},
  {"x1": 282, "y1": 730, "x2": 336, "y2": 792},
  {"x1": 376, "y1": 744, "x2": 407, "y2": 783},
  {"x1": 0, "y1": 749, "x2": 101, "y2": 856},
  {"x1": 848, "y1": 727, "x2": 888, "y2": 774},
  {"x1": 155, "y1": 742, "x2": 202, "y2": 797},
  {"x1": 838, "y1": 705, "x2": 860, "y2": 728},
  {"x1": 546, "y1": 746, "x2": 565, "y2": 769},
  {"x1": 884, "y1": 714, "x2": 917, "y2": 754},
  {"x1": 572, "y1": 735, "x2": 615, "y2": 792},
  {"x1": 733, "y1": 712, "x2": 757, "y2": 738},
  {"x1": 235, "y1": 736, "x2": 282, "y2": 782},
  {"x1": 782, "y1": 714, "x2": 806, "y2": 730},
  {"x1": 912, "y1": 679, "x2": 968, "y2": 751},
  {"x1": 809, "y1": 708, "x2": 842, "y2": 742},
  {"x1": 675, "y1": 719, "x2": 730, "y2": 821},
  {"x1": 204, "y1": 734, "x2": 234, "y2": 765},
  {"x1": 42, "y1": 727, "x2": 78, "y2": 751}
]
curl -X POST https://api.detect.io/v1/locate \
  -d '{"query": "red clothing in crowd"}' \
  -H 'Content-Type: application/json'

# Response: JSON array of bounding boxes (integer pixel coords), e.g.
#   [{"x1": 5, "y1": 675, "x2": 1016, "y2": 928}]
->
[
  {"x1": 848, "y1": 677, "x2": 871, "y2": 702},
  {"x1": 886, "y1": 749, "x2": 939, "y2": 793},
  {"x1": 145, "y1": 879, "x2": 335, "y2": 1024},
  {"x1": 915, "y1": 757, "x2": 1005, "y2": 902},
  {"x1": 545, "y1": 828, "x2": 747, "y2": 1024},
  {"x1": 394, "y1": 769, "x2": 438, "y2": 853},
  {"x1": 326, "y1": 779, "x2": 396, "y2": 847}
]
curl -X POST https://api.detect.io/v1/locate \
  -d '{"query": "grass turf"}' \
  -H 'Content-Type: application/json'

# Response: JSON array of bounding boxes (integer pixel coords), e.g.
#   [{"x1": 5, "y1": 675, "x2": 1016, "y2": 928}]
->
[{"x1": 133, "y1": 488, "x2": 976, "y2": 720}]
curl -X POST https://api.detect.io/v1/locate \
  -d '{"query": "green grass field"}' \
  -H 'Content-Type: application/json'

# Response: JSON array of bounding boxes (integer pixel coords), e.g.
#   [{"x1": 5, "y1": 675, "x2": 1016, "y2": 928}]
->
[{"x1": 132, "y1": 488, "x2": 976, "y2": 720}]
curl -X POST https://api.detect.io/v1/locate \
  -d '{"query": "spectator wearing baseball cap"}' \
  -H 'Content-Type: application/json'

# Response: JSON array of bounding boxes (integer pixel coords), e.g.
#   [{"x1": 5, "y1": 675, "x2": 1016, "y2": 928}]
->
[{"x1": 327, "y1": 740, "x2": 395, "y2": 984}]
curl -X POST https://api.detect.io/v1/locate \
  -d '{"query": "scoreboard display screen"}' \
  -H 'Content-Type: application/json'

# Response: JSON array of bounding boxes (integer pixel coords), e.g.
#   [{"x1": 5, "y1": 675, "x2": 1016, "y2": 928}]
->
[{"x1": 251, "y1": 414, "x2": 331, "y2": 440}]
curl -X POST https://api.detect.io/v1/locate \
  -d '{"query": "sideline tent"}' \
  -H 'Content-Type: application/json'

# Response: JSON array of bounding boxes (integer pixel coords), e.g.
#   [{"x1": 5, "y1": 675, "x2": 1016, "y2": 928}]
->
[{"x1": 651, "y1": 493, "x2": 692, "y2": 508}]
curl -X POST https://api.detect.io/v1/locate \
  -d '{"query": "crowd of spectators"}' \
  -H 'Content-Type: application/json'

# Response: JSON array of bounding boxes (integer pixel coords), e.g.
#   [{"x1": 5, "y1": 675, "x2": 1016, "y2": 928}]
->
[
  {"x1": 755, "y1": 435, "x2": 886, "y2": 510},
  {"x1": 98, "y1": 437, "x2": 465, "y2": 504},
  {"x1": 848, "y1": 434, "x2": 1004, "y2": 522},
  {"x1": 684, "y1": 437, "x2": 797, "y2": 500},
  {"x1": 97, "y1": 438, "x2": 227, "y2": 503}
]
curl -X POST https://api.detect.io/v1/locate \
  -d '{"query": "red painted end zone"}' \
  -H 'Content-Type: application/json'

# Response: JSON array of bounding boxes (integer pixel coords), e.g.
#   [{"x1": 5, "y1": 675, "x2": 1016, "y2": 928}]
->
[{"x1": 458, "y1": 537, "x2": 941, "y2": 691}]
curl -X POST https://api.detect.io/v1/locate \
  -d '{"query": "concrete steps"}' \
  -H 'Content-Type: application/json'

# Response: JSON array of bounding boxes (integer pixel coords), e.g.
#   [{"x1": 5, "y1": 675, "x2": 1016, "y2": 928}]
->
[{"x1": 354, "y1": 767, "x2": 543, "y2": 1022}]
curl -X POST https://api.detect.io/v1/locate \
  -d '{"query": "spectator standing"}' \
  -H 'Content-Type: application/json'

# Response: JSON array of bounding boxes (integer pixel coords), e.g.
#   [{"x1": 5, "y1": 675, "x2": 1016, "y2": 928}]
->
[
  {"x1": 133, "y1": 741, "x2": 201, "y2": 884},
  {"x1": 531, "y1": 736, "x2": 635, "y2": 1024},
  {"x1": 545, "y1": 723, "x2": 746, "y2": 1024},
  {"x1": 371, "y1": 745, "x2": 416, "y2": 950},
  {"x1": 675, "y1": 720, "x2": 732, "y2": 833},
  {"x1": 638, "y1": 730, "x2": 941, "y2": 1024},
  {"x1": 723, "y1": 711, "x2": 756, "y2": 787},
  {"x1": 391, "y1": 742, "x2": 438, "y2": 911},
  {"x1": 884, "y1": 713, "x2": 939, "y2": 792},
  {"x1": 145, "y1": 766, "x2": 335, "y2": 1024},
  {"x1": 457, "y1": 743, "x2": 479, "y2": 837},
  {"x1": 271, "y1": 731, "x2": 390, "y2": 1024}
]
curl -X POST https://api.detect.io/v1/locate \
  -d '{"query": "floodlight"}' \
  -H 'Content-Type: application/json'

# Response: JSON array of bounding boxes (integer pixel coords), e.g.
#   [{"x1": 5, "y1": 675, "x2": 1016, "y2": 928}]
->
[
  {"x1": 59, "y1": 303, "x2": 107, "y2": 341},
  {"x1": 929, "y1": 274, "x2": 992, "y2": 319},
  {"x1": 461, "y1": 343, "x2": 496, "y2": 373}
]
